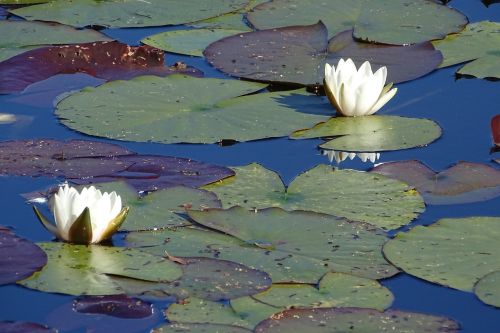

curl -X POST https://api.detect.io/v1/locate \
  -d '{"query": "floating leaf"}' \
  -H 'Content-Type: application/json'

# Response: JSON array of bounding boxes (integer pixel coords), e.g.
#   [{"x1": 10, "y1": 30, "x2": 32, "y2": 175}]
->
[
  {"x1": 474, "y1": 271, "x2": 500, "y2": 308},
  {"x1": 492, "y1": 115, "x2": 500, "y2": 146},
  {"x1": 56, "y1": 76, "x2": 330, "y2": 144},
  {"x1": 205, "y1": 22, "x2": 443, "y2": 86},
  {"x1": 254, "y1": 307, "x2": 459, "y2": 333},
  {"x1": 19, "y1": 243, "x2": 183, "y2": 295},
  {"x1": 10, "y1": 0, "x2": 249, "y2": 28},
  {"x1": 371, "y1": 161, "x2": 500, "y2": 205},
  {"x1": 153, "y1": 323, "x2": 252, "y2": 333},
  {"x1": 74, "y1": 295, "x2": 153, "y2": 318},
  {"x1": 433, "y1": 21, "x2": 500, "y2": 79},
  {"x1": 291, "y1": 116, "x2": 441, "y2": 152},
  {"x1": 0, "y1": 321, "x2": 57, "y2": 333},
  {"x1": 247, "y1": 0, "x2": 466, "y2": 44},
  {"x1": 0, "y1": 228, "x2": 47, "y2": 285},
  {"x1": 202, "y1": 164, "x2": 424, "y2": 229},
  {"x1": 384, "y1": 216, "x2": 500, "y2": 291},
  {"x1": 0, "y1": 41, "x2": 200, "y2": 94}
]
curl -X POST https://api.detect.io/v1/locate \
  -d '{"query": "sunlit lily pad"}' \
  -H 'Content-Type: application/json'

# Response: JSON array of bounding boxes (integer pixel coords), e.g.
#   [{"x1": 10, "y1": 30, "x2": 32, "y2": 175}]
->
[
  {"x1": 56, "y1": 76, "x2": 330, "y2": 144},
  {"x1": 371, "y1": 161, "x2": 500, "y2": 205},
  {"x1": 153, "y1": 323, "x2": 252, "y2": 333},
  {"x1": 202, "y1": 164, "x2": 424, "y2": 229},
  {"x1": 291, "y1": 116, "x2": 441, "y2": 152},
  {"x1": 253, "y1": 307, "x2": 460, "y2": 332},
  {"x1": 19, "y1": 243, "x2": 183, "y2": 295},
  {"x1": 10, "y1": 0, "x2": 249, "y2": 28},
  {"x1": 384, "y1": 216, "x2": 500, "y2": 291},
  {"x1": 74, "y1": 295, "x2": 153, "y2": 318},
  {"x1": 0, "y1": 321, "x2": 57, "y2": 333},
  {"x1": 433, "y1": 21, "x2": 500, "y2": 79},
  {"x1": 205, "y1": 22, "x2": 442, "y2": 86},
  {"x1": 474, "y1": 271, "x2": 500, "y2": 307},
  {"x1": 247, "y1": 0, "x2": 467, "y2": 44},
  {"x1": 0, "y1": 228, "x2": 47, "y2": 285}
]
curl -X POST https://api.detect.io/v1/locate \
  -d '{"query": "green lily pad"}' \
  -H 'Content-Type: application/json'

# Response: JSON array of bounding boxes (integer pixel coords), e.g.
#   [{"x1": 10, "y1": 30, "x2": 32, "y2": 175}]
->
[
  {"x1": 10, "y1": 0, "x2": 249, "y2": 28},
  {"x1": 433, "y1": 21, "x2": 500, "y2": 79},
  {"x1": 291, "y1": 116, "x2": 441, "y2": 152},
  {"x1": 474, "y1": 270, "x2": 500, "y2": 308},
  {"x1": 384, "y1": 216, "x2": 500, "y2": 291},
  {"x1": 19, "y1": 243, "x2": 183, "y2": 296},
  {"x1": 371, "y1": 160, "x2": 500, "y2": 205},
  {"x1": 55, "y1": 76, "x2": 330, "y2": 144},
  {"x1": 153, "y1": 323, "x2": 252, "y2": 333},
  {"x1": 142, "y1": 29, "x2": 246, "y2": 57},
  {"x1": 254, "y1": 307, "x2": 460, "y2": 333},
  {"x1": 202, "y1": 164, "x2": 424, "y2": 230},
  {"x1": 0, "y1": 20, "x2": 111, "y2": 63},
  {"x1": 247, "y1": 0, "x2": 467, "y2": 44}
]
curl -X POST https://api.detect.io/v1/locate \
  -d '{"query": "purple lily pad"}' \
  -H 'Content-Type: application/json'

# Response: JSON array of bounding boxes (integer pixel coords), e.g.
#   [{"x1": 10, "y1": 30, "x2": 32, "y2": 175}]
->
[
  {"x1": 492, "y1": 115, "x2": 500, "y2": 147},
  {"x1": 0, "y1": 321, "x2": 57, "y2": 333},
  {"x1": 0, "y1": 41, "x2": 202, "y2": 94},
  {"x1": 73, "y1": 295, "x2": 153, "y2": 319},
  {"x1": 0, "y1": 228, "x2": 47, "y2": 285}
]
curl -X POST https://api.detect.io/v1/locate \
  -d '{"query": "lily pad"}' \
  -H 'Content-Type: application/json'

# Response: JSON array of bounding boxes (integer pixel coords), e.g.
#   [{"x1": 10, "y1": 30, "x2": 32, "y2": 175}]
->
[
  {"x1": 202, "y1": 163, "x2": 424, "y2": 230},
  {"x1": 253, "y1": 307, "x2": 460, "y2": 333},
  {"x1": 0, "y1": 20, "x2": 111, "y2": 63},
  {"x1": 19, "y1": 243, "x2": 183, "y2": 295},
  {"x1": 55, "y1": 76, "x2": 330, "y2": 144},
  {"x1": 153, "y1": 323, "x2": 251, "y2": 333},
  {"x1": 433, "y1": 21, "x2": 500, "y2": 79},
  {"x1": 0, "y1": 321, "x2": 57, "y2": 333},
  {"x1": 73, "y1": 295, "x2": 153, "y2": 318},
  {"x1": 492, "y1": 114, "x2": 500, "y2": 146},
  {"x1": 474, "y1": 271, "x2": 500, "y2": 307},
  {"x1": 205, "y1": 22, "x2": 443, "y2": 86},
  {"x1": 371, "y1": 160, "x2": 500, "y2": 205},
  {"x1": 0, "y1": 228, "x2": 47, "y2": 285},
  {"x1": 10, "y1": 0, "x2": 249, "y2": 28},
  {"x1": 383, "y1": 216, "x2": 500, "y2": 291},
  {"x1": 247, "y1": 0, "x2": 467, "y2": 44},
  {"x1": 291, "y1": 116, "x2": 441, "y2": 152},
  {"x1": 0, "y1": 41, "x2": 200, "y2": 94}
]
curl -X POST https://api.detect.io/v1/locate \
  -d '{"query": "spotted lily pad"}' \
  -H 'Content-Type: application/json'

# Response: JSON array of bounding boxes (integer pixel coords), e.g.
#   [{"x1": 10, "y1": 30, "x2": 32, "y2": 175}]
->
[
  {"x1": 253, "y1": 308, "x2": 460, "y2": 332},
  {"x1": 291, "y1": 116, "x2": 441, "y2": 152},
  {"x1": 202, "y1": 164, "x2": 424, "y2": 230},
  {"x1": 55, "y1": 76, "x2": 330, "y2": 144},
  {"x1": 433, "y1": 21, "x2": 500, "y2": 79},
  {"x1": 10, "y1": 0, "x2": 249, "y2": 28},
  {"x1": 0, "y1": 321, "x2": 57, "y2": 333},
  {"x1": 205, "y1": 22, "x2": 443, "y2": 86},
  {"x1": 247, "y1": 0, "x2": 467, "y2": 44},
  {"x1": 0, "y1": 228, "x2": 47, "y2": 285},
  {"x1": 74, "y1": 295, "x2": 153, "y2": 318},
  {"x1": 371, "y1": 161, "x2": 500, "y2": 205},
  {"x1": 474, "y1": 271, "x2": 500, "y2": 307},
  {"x1": 19, "y1": 243, "x2": 183, "y2": 295},
  {"x1": 384, "y1": 216, "x2": 500, "y2": 291}
]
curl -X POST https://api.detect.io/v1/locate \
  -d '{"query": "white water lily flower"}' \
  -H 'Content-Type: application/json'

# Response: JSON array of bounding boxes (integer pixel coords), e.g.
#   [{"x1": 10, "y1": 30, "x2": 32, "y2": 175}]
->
[
  {"x1": 324, "y1": 58, "x2": 398, "y2": 117},
  {"x1": 33, "y1": 184, "x2": 129, "y2": 244}
]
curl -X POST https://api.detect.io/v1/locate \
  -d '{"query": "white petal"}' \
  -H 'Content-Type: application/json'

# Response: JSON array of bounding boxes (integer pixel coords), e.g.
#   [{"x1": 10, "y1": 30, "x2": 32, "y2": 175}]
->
[
  {"x1": 351, "y1": 69, "x2": 386, "y2": 115},
  {"x1": 369, "y1": 87, "x2": 398, "y2": 114},
  {"x1": 338, "y1": 82, "x2": 358, "y2": 116}
]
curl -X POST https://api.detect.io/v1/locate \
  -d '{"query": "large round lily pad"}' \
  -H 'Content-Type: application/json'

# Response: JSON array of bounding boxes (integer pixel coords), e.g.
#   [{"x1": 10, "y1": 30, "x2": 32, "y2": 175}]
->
[
  {"x1": 205, "y1": 22, "x2": 442, "y2": 86},
  {"x1": 247, "y1": 0, "x2": 467, "y2": 44},
  {"x1": 433, "y1": 21, "x2": 500, "y2": 79},
  {"x1": 291, "y1": 115, "x2": 441, "y2": 152},
  {"x1": 55, "y1": 76, "x2": 330, "y2": 144},
  {"x1": 153, "y1": 323, "x2": 252, "y2": 333},
  {"x1": 253, "y1": 307, "x2": 460, "y2": 333},
  {"x1": 384, "y1": 216, "x2": 500, "y2": 291},
  {"x1": 0, "y1": 228, "x2": 47, "y2": 285},
  {"x1": 202, "y1": 163, "x2": 425, "y2": 230},
  {"x1": 371, "y1": 160, "x2": 500, "y2": 205},
  {"x1": 10, "y1": 0, "x2": 249, "y2": 28},
  {"x1": 0, "y1": 321, "x2": 57, "y2": 333},
  {"x1": 474, "y1": 270, "x2": 500, "y2": 308}
]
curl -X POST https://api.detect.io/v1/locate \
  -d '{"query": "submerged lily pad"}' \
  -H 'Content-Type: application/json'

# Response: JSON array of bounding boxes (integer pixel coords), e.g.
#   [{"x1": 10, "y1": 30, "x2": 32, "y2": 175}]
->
[
  {"x1": 10, "y1": 0, "x2": 249, "y2": 28},
  {"x1": 291, "y1": 116, "x2": 441, "y2": 152},
  {"x1": 0, "y1": 228, "x2": 47, "y2": 285},
  {"x1": 254, "y1": 307, "x2": 460, "y2": 333},
  {"x1": 433, "y1": 21, "x2": 500, "y2": 79},
  {"x1": 74, "y1": 295, "x2": 153, "y2": 318},
  {"x1": 384, "y1": 216, "x2": 500, "y2": 291},
  {"x1": 474, "y1": 271, "x2": 500, "y2": 308},
  {"x1": 56, "y1": 76, "x2": 330, "y2": 144},
  {"x1": 0, "y1": 321, "x2": 57, "y2": 333},
  {"x1": 247, "y1": 0, "x2": 466, "y2": 44},
  {"x1": 19, "y1": 243, "x2": 183, "y2": 295},
  {"x1": 205, "y1": 22, "x2": 443, "y2": 86},
  {"x1": 371, "y1": 161, "x2": 500, "y2": 205},
  {"x1": 202, "y1": 164, "x2": 424, "y2": 230}
]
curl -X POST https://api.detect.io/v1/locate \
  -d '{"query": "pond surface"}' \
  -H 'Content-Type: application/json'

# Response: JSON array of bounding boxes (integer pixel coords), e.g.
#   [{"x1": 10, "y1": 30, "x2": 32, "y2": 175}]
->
[{"x1": 0, "y1": 1, "x2": 499, "y2": 332}]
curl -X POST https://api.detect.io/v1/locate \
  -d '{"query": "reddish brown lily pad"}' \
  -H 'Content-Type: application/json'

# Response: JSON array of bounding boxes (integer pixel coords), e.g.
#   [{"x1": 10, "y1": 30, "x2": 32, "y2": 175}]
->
[
  {"x1": 0, "y1": 227, "x2": 47, "y2": 285},
  {"x1": 371, "y1": 160, "x2": 500, "y2": 205},
  {"x1": 0, "y1": 321, "x2": 57, "y2": 333},
  {"x1": 0, "y1": 41, "x2": 201, "y2": 94},
  {"x1": 73, "y1": 295, "x2": 153, "y2": 319},
  {"x1": 204, "y1": 22, "x2": 442, "y2": 86},
  {"x1": 492, "y1": 115, "x2": 500, "y2": 147}
]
